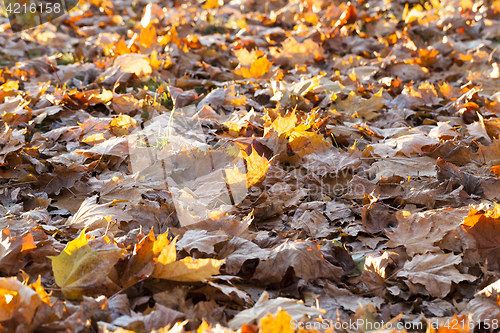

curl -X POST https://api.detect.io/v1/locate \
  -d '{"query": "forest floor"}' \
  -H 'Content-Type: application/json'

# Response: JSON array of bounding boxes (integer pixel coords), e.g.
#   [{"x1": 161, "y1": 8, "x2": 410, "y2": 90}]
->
[{"x1": 1, "y1": 0, "x2": 500, "y2": 332}]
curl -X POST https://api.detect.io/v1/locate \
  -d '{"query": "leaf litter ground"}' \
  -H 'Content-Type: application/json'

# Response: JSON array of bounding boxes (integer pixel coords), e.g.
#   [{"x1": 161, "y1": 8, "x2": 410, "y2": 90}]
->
[{"x1": 2, "y1": 0, "x2": 500, "y2": 332}]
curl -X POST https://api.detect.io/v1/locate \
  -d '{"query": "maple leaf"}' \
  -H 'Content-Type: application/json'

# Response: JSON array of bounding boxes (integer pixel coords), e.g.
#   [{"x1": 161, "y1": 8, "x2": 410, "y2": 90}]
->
[
  {"x1": 397, "y1": 252, "x2": 475, "y2": 298},
  {"x1": 120, "y1": 229, "x2": 170, "y2": 287},
  {"x1": 36, "y1": 163, "x2": 86, "y2": 196},
  {"x1": 152, "y1": 237, "x2": 224, "y2": 282},
  {"x1": 386, "y1": 206, "x2": 470, "y2": 256},
  {"x1": 252, "y1": 241, "x2": 344, "y2": 284},
  {"x1": 243, "y1": 147, "x2": 269, "y2": 187},
  {"x1": 361, "y1": 252, "x2": 391, "y2": 298},
  {"x1": 228, "y1": 291, "x2": 323, "y2": 330},
  {"x1": 334, "y1": 89, "x2": 385, "y2": 121},
  {"x1": 235, "y1": 55, "x2": 272, "y2": 79},
  {"x1": 264, "y1": 111, "x2": 297, "y2": 137},
  {"x1": 465, "y1": 279, "x2": 500, "y2": 327},
  {"x1": 49, "y1": 230, "x2": 125, "y2": 300},
  {"x1": 460, "y1": 204, "x2": 500, "y2": 270},
  {"x1": 66, "y1": 195, "x2": 133, "y2": 231},
  {"x1": 0, "y1": 277, "x2": 49, "y2": 331}
]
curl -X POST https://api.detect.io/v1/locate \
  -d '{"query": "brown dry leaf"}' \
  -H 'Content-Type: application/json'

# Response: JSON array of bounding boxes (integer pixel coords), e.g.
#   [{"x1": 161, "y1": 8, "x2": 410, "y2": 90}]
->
[
  {"x1": 302, "y1": 149, "x2": 361, "y2": 176},
  {"x1": 290, "y1": 210, "x2": 331, "y2": 238},
  {"x1": 384, "y1": 133, "x2": 439, "y2": 157},
  {"x1": 461, "y1": 204, "x2": 500, "y2": 270},
  {"x1": 112, "y1": 94, "x2": 142, "y2": 114},
  {"x1": 0, "y1": 277, "x2": 49, "y2": 331},
  {"x1": 428, "y1": 122, "x2": 460, "y2": 140},
  {"x1": 49, "y1": 230, "x2": 125, "y2": 299},
  {"x1": 386, "y1": 206, "x2": 470, "y2": 256},
  {"x1": 120, "y1": 229, "x2": 170, "y2": 287},
  {"x1": 361, "y1": 202, "x2": 398, "y2": 234},
  {"x1": 322, "y1": 282, "x2": 384, "y2": 312},
  {"x1": 397, "y1": 252, "x2": 475, "y2": 298},
  {"x1": 227, "y1": 291, "x2": 323, "y2": 330},
  {"x1": 66, "y1": 195, "x2": 132, "y2": 230},
  {"x1": 36, "y1": 163, "x2": 86, "y2": 196},
  {"x1": 252, "y1": 241, "x2": 344, "y2": 284},
  {"x1": 465, "y1": 279, "x2": 500, "y2": 326},
  {"x1": 437, "y1": 158, "x2": 483, "y2": 196},
  {"x1": 466, "y1": 113, "x2": 492, "y2": 143},
  {"x1": 218, "y1": 237, "x2": 271, "y2": 275},
  {"x1": 368, "y1": 156, "x2": 436, "y2": 181},
  {"x1": 361, "y1": 252, "x2": 391, "y2": 298},
  {"x1": 176, "y1": 229, "x2": 229, "y2": 256}
]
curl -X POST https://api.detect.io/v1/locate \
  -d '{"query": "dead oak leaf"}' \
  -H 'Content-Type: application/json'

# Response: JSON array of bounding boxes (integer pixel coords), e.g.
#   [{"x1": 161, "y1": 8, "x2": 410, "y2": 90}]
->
[
  {"x1": 397, "y1": 252, "x2": 475, "y2": 298},
  {"x1": 252, "y1": 240, "x2": 344, "y2": 284}
]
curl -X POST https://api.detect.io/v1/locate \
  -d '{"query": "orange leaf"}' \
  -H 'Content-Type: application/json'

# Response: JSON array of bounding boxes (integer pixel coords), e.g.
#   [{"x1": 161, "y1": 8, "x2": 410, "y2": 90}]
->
[{"x1": 243, "y1": 147, "x2": 269, "y2": 187}]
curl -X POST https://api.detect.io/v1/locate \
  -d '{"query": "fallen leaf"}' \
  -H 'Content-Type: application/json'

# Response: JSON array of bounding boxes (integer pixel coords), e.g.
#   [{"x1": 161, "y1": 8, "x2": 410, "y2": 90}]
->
[
  {"x1": 66, "y1": 195, "x2": 132, "y2": 230},
  {"x1": 252, "y1": 241, "x2": 344, "y2": 284},
  {"x1": 152, "y1": 238, "x2": 224, "y2": 282},
  {"x1": 397, "y1": 252, "x2": 475, "y2": 298},
  {"x1": 49, "y1": 230, "x2": 125, "y2": 299},
  {"x1": 243, "y1": 147, "x2": 269, "y2": 187},
  {"x1": 228, "y1": 291, "x2": 323, "y2": 330}
]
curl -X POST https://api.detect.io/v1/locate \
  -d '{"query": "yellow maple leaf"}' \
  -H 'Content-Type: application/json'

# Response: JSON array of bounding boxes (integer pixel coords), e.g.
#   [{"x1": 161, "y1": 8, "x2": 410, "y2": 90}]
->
[
  {"x1": 49, "y1": 230, "x2": 125, "y2": 300},
  {"x1": 202, "y1": 0, "x2": 223, "y2": 9},
  {"x1": 243, "y1": 147, "x2": 270, "y2": 187},
  {"x1": 120, "y1": 229, "x2": 170, "y2": 287},
  {"x1": 236, "y1": 55, "x2": 273, "y2": 79},
  {"x1": 265, "y1": 111, "x2": 297, "y2": 137},
  {"x1": 333, "y1": 89, "x2": 384, "y2": 121},
  {"x1": 139, "y1": 25, "x2": 157, "y2": 48},
  {"x1": 289, "y1": 129, "x2": 329, "y2": 158},
  {"x1": 152, "y1": 237, "x2": 223, "y2": 282},
  {"x1": 110, "y1": 114, "x2": 137, "y2": 136},
  {"x1": 150, "y1": 50, "x2": 161, "y2": 70},
  {"x1": 259, "y1": 311, "x2": 294, "y2": 333}
]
